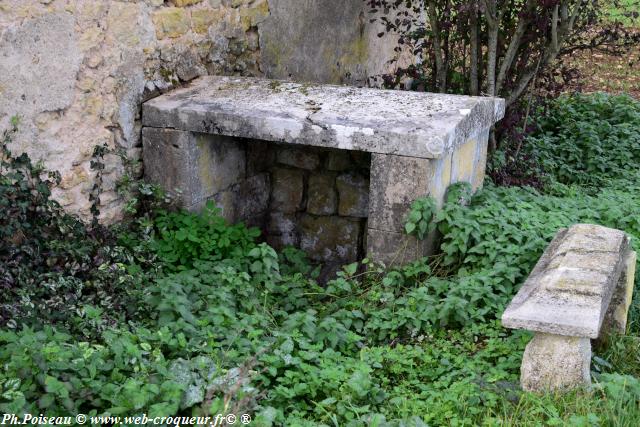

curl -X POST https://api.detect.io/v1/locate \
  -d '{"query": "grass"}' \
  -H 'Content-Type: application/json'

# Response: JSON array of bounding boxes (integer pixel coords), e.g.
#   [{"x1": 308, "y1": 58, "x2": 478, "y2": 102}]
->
[{"x1": 603, "y1": 0, "x2": 640, "y2": 27}]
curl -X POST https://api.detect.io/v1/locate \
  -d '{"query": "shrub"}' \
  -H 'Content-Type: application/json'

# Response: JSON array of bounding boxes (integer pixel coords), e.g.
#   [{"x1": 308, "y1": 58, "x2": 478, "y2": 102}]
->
[{"x1": 526, "y1": 93, "x2": 640, "y2": 187}]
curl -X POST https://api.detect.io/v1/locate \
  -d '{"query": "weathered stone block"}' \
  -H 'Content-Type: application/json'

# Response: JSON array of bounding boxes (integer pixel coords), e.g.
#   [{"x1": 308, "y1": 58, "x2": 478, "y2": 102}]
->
[
  {"x1": 191, "y1": 9, "x2": 223, "y2": 34},
  {"x1": 602, "y1": 250, "x2": 637, "y2": 336},
  {"x1": 368, "y1": 154, "x2": 451, "y2": 233},
  {"x1": 0, "y1": 13, "x2": 82, "y2": 117},
  {"x1": 521, "y1": 333, "x2": 591, "y2": 392},
  {"x1": 502, "y1": 224, "x2": 630, "y2": 339},
  {"x1": 237, "y1": 173, "x2": 270, "y2": 220},
  {"x1": 277, "y1": 147, "x2": 320, "y2": 170},
  {"x1": 300, "y1": 215, "x2": 360, "y2": 262},
  {"x1": 194, "y1": 133, "x2": 246, "y2": 196},
  {"x1": 366, "y1": 228, "x2": 428, "y2": 266},
  {"x1": 336, "y1": 173, "x2": 369, "y2": 217},
  {"x1": 307, "y1": 173, "x2": 337, "y2": 216},
  {"x1": 267, "y1": 212, "x2": 298, "y2": 248},
  {"x1": 153, "y1": 8, "x2": 190, "y2": 39},
  {"x1": 472, "y1": 128, "x2": 490, "y2": 190},
  {"x1": 240, "y1": 0, "x2": 269, "y2": 30},
  {"x1": 326, "y1": 150, "x2": 352, "y2": 171},
  {"x1": 143, "y1": 128, "x2": 199, "y2": 207},
  {"x1": 451, "y1": 137, "x2": 478, "y2": 187},
  {"x1": 142, "y1": 129, "x2": 246, "y2": 209},
  {"x1": 271, "y1": 168, "x2": 304, "y2": 213},
  {"x1": 107, "y1": 2, "x2": 151, "y2": 48},
  {"x1": 142, "y1": 76, "x2": 505, "y2": 159},
  {"x1": 174, "y1": 0, "x2": 203, "y2": 6},
  {"x1": 268, "y1": 211, "x2": 296, "y2": 235}
]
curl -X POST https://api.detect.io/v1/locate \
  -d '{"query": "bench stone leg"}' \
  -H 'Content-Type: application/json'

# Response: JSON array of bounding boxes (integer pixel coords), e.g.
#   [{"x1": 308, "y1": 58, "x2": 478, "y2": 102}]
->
[
  {"x1": 366, "y1": 153, "x2": 452, "y2": 265},
  {"x1": 366, "y1": 128, "x2": 490, "y2": 265},
  {"x1": 521, "y1": 333, "x2": 591, "y2": 392},
  {"x1": 142, "y1": 128, "x2": 270, "y2": 225},
  {"x1": 602, "y1": 250, "x2": 637, "y2": 337}
]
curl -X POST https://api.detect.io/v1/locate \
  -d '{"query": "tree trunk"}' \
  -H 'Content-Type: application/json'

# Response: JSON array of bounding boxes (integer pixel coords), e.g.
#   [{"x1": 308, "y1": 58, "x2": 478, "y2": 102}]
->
[
  {"x1": 495, "y1": 0, "x2": 534, "y2": 95},
  {"x1": 484, "y1": 0, "x2": 499, "y2": 96},
  {"x1": 506, "y1": 1, "x2": 584, "y2": 105},
  {"x1": 428, "y1": 1, "x2": 447, "y2": 92},
  {"x1": 469, "y1": 8, "x2": 480, "y2": 96}
]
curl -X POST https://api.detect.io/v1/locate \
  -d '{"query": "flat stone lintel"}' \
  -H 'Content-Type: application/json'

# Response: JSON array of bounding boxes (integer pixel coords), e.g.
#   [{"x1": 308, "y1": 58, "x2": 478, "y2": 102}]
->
[
  {"x1": 143, "y1": 76, "x2": 505, "y2": 159},
  {"x1": 502, "y1": 224, "x2": 631, "y2": 339}
]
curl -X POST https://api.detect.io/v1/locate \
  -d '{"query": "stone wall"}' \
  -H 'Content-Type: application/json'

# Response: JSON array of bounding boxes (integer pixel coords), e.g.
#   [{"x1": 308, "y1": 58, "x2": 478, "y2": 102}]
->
[
  {"x1": 259, "y1": 0, "x2": 404, "y2": 85},
  {"x1": 0, "y1": 0, "x2": 267, "y2": 221},
  {"x1": 259, "y1": 144, "x2": 370, "y2": 272},
  {"x1": 1, "y1": 0, "x2": 408, "y2": 221},
  {"x1": 143, "y1": 129, "x2": 371, "y2": 274}
]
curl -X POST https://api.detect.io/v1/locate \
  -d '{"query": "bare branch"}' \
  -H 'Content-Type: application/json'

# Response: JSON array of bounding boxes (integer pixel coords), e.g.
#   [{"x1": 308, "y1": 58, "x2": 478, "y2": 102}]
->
[
  {"x1": 427, "y1": 0, "x2": 447, "y2": 92},
  {"x1": 552, "y1": 5, "x2": 559, "y2": 52},
  {"x1": 469, "y1": 9, "x2": 479, "y2": 95},
  {"x1": 496, "y1": 0, "x2": 535, "y2": 95}
]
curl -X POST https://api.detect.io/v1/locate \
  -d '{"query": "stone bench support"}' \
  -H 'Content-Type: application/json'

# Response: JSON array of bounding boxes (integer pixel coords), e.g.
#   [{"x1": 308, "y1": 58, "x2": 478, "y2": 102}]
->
[
  {"x1": 502, "y1": 224, "x2": 636, "y2": 392},
  {"x1": 142, "y1": 76, "x2": 504, "y2": 265}
]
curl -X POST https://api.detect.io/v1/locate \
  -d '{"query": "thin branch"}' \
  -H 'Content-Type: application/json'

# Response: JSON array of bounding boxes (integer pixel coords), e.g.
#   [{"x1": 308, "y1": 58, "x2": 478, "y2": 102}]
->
[
  {"x1": 552, "y1": 4, "x2": 559, "y2": 52},
  {"x1": 469, "y1": 8, "x2": 480, "y2": 95},
  {"x1": 507, "y1": 0, "x2": 585, "y2": 105},
  {"x1": 496, "y1": 0, "x2": 535, "y2": 95},
  {"x1": 427, "y1": 0, "x2": 447, "y2": 92}
]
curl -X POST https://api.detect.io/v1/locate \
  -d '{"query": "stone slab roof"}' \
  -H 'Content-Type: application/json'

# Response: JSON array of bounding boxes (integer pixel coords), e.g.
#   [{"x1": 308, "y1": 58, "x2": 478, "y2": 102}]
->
[
  {"x1": 142, "y1": 76, "x2": 505, "y2": 159},
  {"x1": 502, "y1": 224, "x2": 631, "y2": 339}
]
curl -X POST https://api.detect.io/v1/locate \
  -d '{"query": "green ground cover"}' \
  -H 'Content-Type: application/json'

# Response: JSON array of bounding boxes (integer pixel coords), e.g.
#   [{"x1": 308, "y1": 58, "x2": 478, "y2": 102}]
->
[
  {"x1": 1, "y1": 93, "x2": 640, "y2": 426},
  {"x1": 603, "y1": 0, "x2": 640, "y2": 27}
]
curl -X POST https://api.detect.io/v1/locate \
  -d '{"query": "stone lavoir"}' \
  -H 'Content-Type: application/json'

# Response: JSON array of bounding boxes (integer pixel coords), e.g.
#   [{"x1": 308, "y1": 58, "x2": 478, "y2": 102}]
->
[{"x1": 142, "y1": 76, "x2": 505, "y2": 270}]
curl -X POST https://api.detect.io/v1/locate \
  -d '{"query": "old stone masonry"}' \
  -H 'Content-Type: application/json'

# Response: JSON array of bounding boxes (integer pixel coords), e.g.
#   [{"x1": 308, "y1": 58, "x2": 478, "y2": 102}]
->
[
  {"x1": 0, "y1": 0, "x2": 405, "y2": 222},
  {"x1": 142, "y1": 76, "x2": 504, "y2": 270}
]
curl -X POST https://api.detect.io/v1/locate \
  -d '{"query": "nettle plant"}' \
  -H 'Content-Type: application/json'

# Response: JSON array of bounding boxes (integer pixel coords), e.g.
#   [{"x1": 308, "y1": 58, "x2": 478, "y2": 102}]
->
[{"x1": 404, "y1": 196, "x2": 437, "y2": 239}]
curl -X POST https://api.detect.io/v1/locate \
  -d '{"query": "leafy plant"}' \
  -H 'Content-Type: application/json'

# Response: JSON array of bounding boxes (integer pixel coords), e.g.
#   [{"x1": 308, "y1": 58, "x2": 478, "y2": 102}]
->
[
  {"x1": 527, "y1": 93, "x2": 640, "y2": 187},
  {"x1": 404, "y1": 197, "x2": 436, "y2": 240},
  {"x1": 2, "y1": 93, "x2": 640, "y2": 425},
  {"x1": 152, "y1": 201, "x2": 261, "y2": 271}
]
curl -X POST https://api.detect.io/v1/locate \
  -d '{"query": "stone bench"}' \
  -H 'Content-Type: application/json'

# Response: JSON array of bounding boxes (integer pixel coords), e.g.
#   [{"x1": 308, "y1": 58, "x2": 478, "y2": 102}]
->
[
  {"x1": 142, "y1": 76, "x2": 504, "y2": 267},
  {"x1": 502, "y1": 224, "x2": 637, "y2": 392}
]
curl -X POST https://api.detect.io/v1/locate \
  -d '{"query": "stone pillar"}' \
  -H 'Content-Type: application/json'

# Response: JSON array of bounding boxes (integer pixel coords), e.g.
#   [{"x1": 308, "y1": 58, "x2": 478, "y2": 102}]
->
[
  {"x1": 366, "y1": 153, "x2": 451, "y2": 266},
  {"x1": 365, "y1": 127, "x2": 491, "y2": 266},
  {"x1": 521, "y1": 333, "x2": 592, "y2": 392},
  {"x1": 602, "y1": 250, "x2": 637, "y2": 336},
  {"x1": 142, "y1": 128, "x2": 270, "y2": 226},
  {"x1": 451, "y1": 127, "x2": 490, "y2": 191}
]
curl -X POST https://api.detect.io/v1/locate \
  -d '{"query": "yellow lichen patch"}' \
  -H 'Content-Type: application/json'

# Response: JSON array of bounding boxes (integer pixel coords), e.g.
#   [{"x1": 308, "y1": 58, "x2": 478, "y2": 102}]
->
[
  {"x1": 322, "y1": 34, "x2": 369, "y2": 83},
  {"x1": 153, "y1": 7, "x2": 190, "y2": 39},
  {"x1": 173, "y1": 0, "x2": 203, "y2": 7},
  {"x1": 107, "y1": 3, "x2": 143, "y2": 47},
  {"x1": 191, "y1": 9, "x2": 223, "y2": 34},
  {"x1": 240, "y1": 0, "x2": 269, "y2": 30},
  {"x1": 613, "y1": 251, "x2": 638, "y2": 330},
  {"x1": 426, "y1": 154, "x2": 452, "y2": 209},
  {"x1": 452, "y1": 138, "x2": 477, "y2": 183}
]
